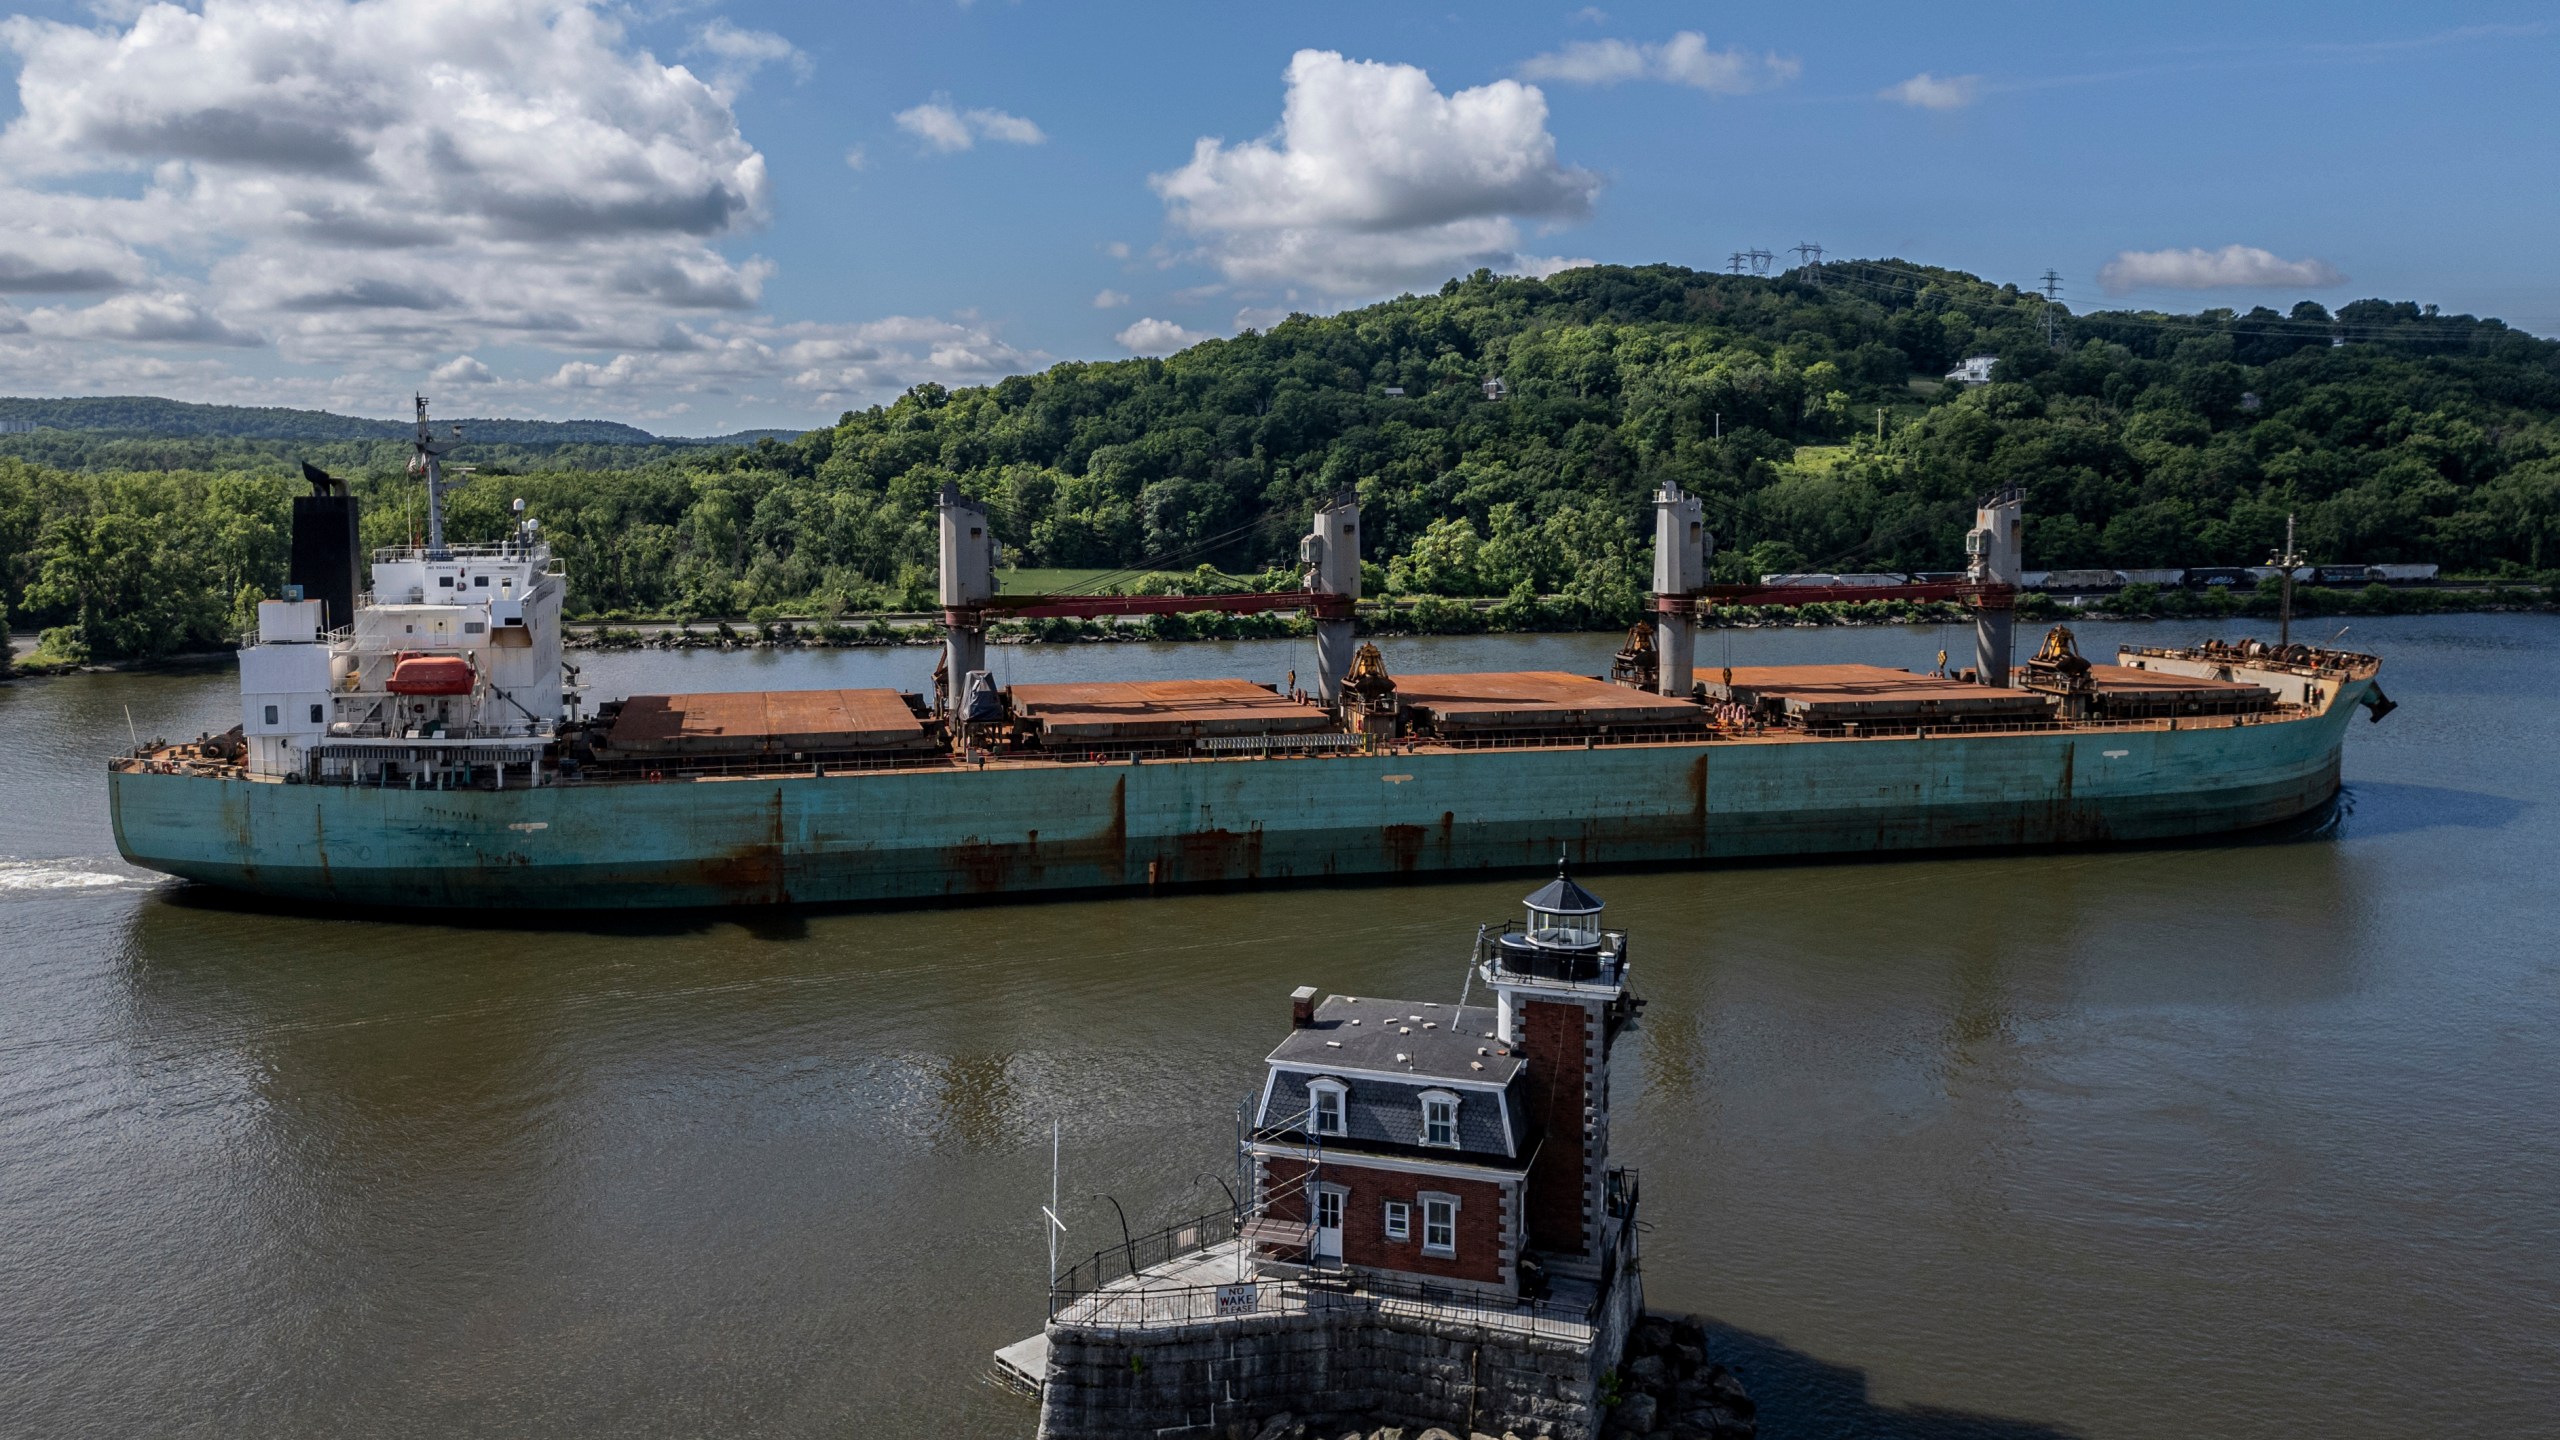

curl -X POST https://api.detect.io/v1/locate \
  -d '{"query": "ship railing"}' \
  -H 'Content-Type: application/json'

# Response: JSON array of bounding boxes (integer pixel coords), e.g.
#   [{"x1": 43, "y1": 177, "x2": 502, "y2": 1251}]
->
[
  {"x1": 576, "y1": 748, "x2": 953, "y2": 781},
  {"x1": 1793, "y1": 704, "x2": 2311, "y2": 741},
  {"x1": 1425, "y1": 725, "x2": 1714, "y2": 750},
  {"x1": 369, "y1": 542, "x2": 548, "y2": 563}
]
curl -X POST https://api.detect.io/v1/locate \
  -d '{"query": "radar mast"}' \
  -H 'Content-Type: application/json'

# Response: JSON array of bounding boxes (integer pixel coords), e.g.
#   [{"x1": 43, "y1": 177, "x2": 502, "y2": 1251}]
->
[{"x1": 410, "y1": 394, "x2": 467, "y2": 558}]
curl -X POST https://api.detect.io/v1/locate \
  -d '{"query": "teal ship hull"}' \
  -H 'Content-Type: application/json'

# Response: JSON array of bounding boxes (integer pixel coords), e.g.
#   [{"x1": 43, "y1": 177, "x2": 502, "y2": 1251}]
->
[{"x1": 109, "y1": 674, "x2": 2371, "y2": 910}]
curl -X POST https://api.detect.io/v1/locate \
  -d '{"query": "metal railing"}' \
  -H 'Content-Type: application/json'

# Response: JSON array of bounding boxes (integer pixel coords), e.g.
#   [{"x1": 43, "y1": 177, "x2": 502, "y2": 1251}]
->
[
  {"x1": 1482, "y1": 922, "x2": 1629, "y2": 987},
  {"x1": 1047, "y1": 1207, "x2": 1244, "y2": 1319}
]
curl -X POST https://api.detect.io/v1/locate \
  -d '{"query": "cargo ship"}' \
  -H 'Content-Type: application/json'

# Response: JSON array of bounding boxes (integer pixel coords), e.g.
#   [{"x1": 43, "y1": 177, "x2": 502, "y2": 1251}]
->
[{"x1": 107, "y1": 399, "x2": 2394, "y2": 911}]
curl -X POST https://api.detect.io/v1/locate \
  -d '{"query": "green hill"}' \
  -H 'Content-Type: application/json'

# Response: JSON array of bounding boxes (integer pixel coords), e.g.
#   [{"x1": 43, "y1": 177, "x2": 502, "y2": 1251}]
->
[
  {"x1": 0, "y1": 394, "x2": 787, "y2": 447},
  {"x1": 5, "y1": 260, "x2": 2558, "y2": 659}
]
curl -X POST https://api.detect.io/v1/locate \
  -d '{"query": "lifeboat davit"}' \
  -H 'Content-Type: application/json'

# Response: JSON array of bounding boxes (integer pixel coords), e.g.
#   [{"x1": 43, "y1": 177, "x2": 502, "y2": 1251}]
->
[{"x1": 388, "y1": 652, "x2": 474, "y2": 696}]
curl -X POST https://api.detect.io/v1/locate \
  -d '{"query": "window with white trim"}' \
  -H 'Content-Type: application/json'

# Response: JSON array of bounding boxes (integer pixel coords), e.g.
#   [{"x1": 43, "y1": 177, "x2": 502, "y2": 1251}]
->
[
  {"x1": 1306, "y1": 1078, "x2": 1347, "y2": 1137},
  {"x1": 1421, "y1": 1194, "x2": 1458, "y2": 1256},
  {"x1": 1420, "y1": 1090, "x2": 1459, "y2": 1147},
  {"x1": 1383, "y1": 1200, "x2": 1410, "y2": 1241}
]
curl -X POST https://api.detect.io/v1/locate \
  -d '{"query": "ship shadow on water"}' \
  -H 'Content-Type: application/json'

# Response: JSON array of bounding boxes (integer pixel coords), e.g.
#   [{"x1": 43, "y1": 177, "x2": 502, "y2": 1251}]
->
[
  {"x1": 2321, "y1": 780, "x2": 2525, "y2": 841},
  {"x1": 149, "y1": 882, "x2": 813, "y2": 940},
  {"x1": 1707, "y1": 1321, "x2": 2084, "y2": 1440}
]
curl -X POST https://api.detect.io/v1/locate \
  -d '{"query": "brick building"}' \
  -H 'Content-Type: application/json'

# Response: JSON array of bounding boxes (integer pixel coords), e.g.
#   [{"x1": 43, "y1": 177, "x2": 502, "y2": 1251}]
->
[{"x1": 1242, "y1": 865, "x2": 1641, "y2": 1299}]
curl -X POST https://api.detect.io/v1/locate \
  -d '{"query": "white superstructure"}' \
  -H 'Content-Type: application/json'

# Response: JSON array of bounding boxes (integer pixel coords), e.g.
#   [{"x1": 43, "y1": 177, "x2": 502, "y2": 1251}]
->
[{"x1": 234, "y1": 397, "x2": 573, "y2": 786}]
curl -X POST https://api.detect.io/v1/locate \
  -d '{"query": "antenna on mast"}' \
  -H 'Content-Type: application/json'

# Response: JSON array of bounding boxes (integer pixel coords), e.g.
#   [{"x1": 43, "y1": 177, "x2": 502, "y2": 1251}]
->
[
  {"x1": 2268, "y1": 513, "x2": 2305, "y2": 648},
  {"x1": 411, "y1": 393, "x2": 468, "y2": 559},
  {"x1": 1040, "y1": 1119, "x2": 1067, "y2": 1291}
]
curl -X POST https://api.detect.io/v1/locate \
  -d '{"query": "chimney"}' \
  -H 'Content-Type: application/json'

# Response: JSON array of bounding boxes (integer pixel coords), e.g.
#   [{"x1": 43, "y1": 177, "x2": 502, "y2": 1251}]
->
[{"x1": 1290, "y1": 985, "x2": 1319, "y2": 1028}]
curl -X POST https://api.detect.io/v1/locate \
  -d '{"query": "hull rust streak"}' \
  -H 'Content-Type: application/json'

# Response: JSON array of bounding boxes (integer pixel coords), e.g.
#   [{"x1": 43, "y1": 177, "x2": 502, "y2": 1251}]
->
[{"x1": 109, "y1": 675, "x2": 2370, "y2": 911}]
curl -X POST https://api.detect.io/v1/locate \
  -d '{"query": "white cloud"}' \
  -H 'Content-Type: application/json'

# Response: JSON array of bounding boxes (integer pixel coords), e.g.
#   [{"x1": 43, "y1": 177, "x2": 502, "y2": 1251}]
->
[
  {"x1": 968, "y1": 109, "x2": 1046, "y2": 146},
  {"x1": 1092, "y1": 289, "x2": 1131, "y2": 309},
  {"x1": 1570, "y1": 7, "x2": 1608, "y2": 24},
  {"x1": 1115, "y1": 317, "x2": 1211, "y2": 354},
  {"x1": 893, "y1": 97, "x2": 1047, "y2": 154},
  {"x1": 1103, "y1": 240, "x2": 1131, "y2": 259},
  {"x1": 1518, "y1": 32, "x2": 1799, "y2": 94},
  {"x1": 25, "y1": 291, "x2": 263, "y2": 346},
  {"x1": 540, "y1": 314, "x2": 1044, "y2": 403},
  {"x1": 0, "y1": 1, "x2": 1048, "y2": 423},
  {"x1": 1880, "y1": 73, "x2": 1981, "y2": 110},
  {"x1": 843, "y1": 145, "x2": 869, "y2": 171},
  {"x1": 2098, "y1": 245, "x2": 2347, "y2": 295},
  {"x1": 1150, "y1": 50, "x2": 1600, "y2": 294},
  {"x1": 0, "y1": 0, "x2": 772, "y2": 366},
  {"x1": 0, "y1": 229, "x2": 150, "y2": 294},
  {"x1": 687, "y1": 19, "x2": 809, "y2": 94},
  {"x1": 1517, "y1": 255, "x2": 1597, "y2": 279},
  {"x1": 429, "y1": 354, "x2": 496, "y2": 386}
]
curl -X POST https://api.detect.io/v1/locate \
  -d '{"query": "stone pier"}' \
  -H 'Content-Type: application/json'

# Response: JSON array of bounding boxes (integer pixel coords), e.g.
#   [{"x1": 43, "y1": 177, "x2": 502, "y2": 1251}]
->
[{"x1": 1013, "y1": 1240, "x2": 1644, "y2": 1440}]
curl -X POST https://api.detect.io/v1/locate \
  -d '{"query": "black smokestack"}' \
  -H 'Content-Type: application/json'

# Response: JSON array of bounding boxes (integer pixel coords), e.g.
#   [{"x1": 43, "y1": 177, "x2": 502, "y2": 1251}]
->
[{"x1": 290, "y1": 463, "x2": 361, "y2": 631}]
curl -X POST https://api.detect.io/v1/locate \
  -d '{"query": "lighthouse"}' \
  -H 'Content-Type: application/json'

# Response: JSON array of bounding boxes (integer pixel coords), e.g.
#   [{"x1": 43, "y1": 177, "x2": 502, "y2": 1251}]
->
[{"x1": 1479, "y1": 861, "x2": 1640, "y2": 1283}]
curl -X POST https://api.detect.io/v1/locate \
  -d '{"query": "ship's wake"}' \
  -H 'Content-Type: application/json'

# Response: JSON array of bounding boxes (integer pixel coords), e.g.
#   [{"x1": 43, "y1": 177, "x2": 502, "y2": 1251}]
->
[{"x1": 0, "y1": 857, "x2": 160, "y2": 895}]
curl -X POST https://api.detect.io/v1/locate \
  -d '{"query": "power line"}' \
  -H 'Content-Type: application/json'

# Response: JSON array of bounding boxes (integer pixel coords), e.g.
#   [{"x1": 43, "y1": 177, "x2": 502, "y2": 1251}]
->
[{"x1": 1830, "y1": 256, "x2": 2524, "y2": 346}]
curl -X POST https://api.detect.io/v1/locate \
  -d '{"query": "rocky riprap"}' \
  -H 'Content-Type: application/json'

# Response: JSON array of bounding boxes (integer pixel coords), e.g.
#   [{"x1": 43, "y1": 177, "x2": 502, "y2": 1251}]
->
[{"x1": 1215, "y1": 1311, "x2": 1753, "y2": 1440}]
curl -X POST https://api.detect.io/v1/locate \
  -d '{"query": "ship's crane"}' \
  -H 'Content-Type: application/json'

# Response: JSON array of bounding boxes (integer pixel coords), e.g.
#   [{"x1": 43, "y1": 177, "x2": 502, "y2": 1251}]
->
[
  {"x1": 1648, "y1": 486, "x2": 2024, "y2": 690},
  {"x1": 935, "y1": 485, "x2": 2027, "y2": 716},
  {"x1": 935, "y1": 492, "x2": 1360, "y2": 713}
]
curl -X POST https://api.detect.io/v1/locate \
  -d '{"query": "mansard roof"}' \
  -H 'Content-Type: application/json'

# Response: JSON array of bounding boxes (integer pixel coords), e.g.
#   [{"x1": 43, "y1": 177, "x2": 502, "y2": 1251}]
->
[
  {"x1": 1265, "y1": 997, "x2": 1521, "y2": 1086},
  {"x1": 1260, "y1": 1067, "x2": 1527, "y2": 1167}
]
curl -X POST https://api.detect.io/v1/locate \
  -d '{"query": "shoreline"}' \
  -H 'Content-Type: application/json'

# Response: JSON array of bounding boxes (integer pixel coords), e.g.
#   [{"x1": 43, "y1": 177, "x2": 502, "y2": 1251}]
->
[{"x1": 7, "y1": 593, "x2": 2551, "y2": 679}]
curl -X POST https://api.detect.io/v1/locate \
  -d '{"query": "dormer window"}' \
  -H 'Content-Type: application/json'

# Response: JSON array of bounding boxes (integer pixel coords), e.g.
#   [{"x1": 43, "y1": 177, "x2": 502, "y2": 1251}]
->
[
  {"x1": 1420, "y1": 1090, "x2": 1459, "y2": 1147},
  {"x1": 1306, "y1": 1077, "x2": 1347, "y2": 1137}
]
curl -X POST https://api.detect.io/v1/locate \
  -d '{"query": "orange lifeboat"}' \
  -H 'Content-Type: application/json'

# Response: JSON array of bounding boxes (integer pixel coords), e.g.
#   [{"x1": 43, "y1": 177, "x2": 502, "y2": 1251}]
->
[{"x1": 388, "y1": 652, "x2": 474, "y2": 696}]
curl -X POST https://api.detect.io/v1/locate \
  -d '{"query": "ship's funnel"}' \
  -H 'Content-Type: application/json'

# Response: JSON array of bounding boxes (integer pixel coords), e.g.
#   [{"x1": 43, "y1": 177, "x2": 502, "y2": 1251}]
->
[{"x1": 289, "y1": 463, "x2": 361, "y2": 632}]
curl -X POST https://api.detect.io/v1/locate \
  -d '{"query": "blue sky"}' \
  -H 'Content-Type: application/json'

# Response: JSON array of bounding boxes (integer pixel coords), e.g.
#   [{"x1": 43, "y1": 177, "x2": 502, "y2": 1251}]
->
[{"x1": 0, "y1": 0, "x2": 2552, "y2": 432}]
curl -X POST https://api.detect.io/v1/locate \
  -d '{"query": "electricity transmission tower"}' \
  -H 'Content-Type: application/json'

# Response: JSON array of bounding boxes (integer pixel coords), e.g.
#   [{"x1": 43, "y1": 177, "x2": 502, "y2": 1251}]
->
[
  {"x1": 1792, "y1": 242, "x2": 1825, "y2": 285},
  {"x1": 1747, "y1": 248, "x2": 1774, "y2": 276},
  {"x1": 2040, "y1": 270, "x2": 2064, "y2": 351}
]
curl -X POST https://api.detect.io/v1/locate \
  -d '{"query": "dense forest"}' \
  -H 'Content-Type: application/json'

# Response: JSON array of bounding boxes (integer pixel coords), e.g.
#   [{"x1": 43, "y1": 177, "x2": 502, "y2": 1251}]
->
[{"x1": 6, "y1": 259, "x2": 2560, "y2": 663}]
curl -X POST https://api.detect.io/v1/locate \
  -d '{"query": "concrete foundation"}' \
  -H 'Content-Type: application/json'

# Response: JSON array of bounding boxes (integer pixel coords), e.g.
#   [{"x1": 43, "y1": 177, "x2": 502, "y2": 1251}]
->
[{"x1": 1034, "y1": 1259, "x2": 1642, "y2": 1440}]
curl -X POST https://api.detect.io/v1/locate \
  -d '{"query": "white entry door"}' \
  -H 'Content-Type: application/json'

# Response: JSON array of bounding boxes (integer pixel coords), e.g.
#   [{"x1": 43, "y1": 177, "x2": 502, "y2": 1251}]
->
[{"x1": 1313, "y1": 1187, "x2": 1344, "y2": 1261}]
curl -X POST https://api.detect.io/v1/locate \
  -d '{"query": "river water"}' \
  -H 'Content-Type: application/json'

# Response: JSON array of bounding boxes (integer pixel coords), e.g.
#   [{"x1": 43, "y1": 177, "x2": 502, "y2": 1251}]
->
[{"x1": 2, "y1": 616, "x2": 2554, "y2": 1440}]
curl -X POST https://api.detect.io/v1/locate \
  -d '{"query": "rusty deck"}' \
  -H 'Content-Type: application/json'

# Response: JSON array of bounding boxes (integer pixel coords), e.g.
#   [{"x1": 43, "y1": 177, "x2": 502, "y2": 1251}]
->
[
  {"x1": 1008, "y1": 678, "x2": 1332, "y2": 740},
  {"x1": 1394, "y1": 671, "x2": 1704, "y2": 731},
  {"x1": 1700, "y1": 665, "x2": 2055, "y2": 722},
  {"x1": 605, "y1": 689, "x2": 930, "y2": 755},
  {"x1": 2083, "y1": 663, "x2": 2272, "y2": 705}
]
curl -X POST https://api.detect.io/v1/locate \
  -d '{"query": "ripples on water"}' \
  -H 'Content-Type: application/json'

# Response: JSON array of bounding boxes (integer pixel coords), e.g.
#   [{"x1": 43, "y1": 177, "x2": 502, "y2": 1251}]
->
[{"x1": 2, "y1": 616, "x2": 2556, "y2": 1439}]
